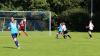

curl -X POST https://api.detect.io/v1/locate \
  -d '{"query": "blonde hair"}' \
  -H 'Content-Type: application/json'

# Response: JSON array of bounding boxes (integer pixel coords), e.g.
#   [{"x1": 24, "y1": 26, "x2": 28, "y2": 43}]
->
[{"x1": 13, "y1": 20, "x2": 17, "y2": 24}]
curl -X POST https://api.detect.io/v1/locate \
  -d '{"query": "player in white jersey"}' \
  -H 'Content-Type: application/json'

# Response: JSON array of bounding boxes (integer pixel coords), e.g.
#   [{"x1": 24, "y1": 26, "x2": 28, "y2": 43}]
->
[
  {"x1": 88, "y1": 20, "x2": 94, "y2": 38},
  {"x1": 62, "y1": 22, "x2": 71, "y2": 39}
]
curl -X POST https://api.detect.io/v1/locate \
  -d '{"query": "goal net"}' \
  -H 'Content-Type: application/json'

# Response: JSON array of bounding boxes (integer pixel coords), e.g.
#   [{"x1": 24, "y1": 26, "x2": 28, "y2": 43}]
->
[{"x1": 0, "y1": 11, "x2": 51, "y2": 35}]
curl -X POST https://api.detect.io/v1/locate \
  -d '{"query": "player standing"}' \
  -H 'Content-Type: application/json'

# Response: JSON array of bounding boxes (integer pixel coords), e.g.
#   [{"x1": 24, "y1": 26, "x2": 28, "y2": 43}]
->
[
  {"x1": 19, "y1": 17, "x2": 28, "y2": 36},
  {"x1": 62, "y1": 22, "x2": 71, "y2": 39},
  {"x1": 8, "y1": 17, "x2": 20, "y2": 49}
]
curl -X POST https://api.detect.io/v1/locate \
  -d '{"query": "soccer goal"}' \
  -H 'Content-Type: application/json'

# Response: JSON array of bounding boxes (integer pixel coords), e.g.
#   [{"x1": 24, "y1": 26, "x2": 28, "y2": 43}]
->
[{"x1": 0, "y1": 11, "x2": 52, "y2": 36}]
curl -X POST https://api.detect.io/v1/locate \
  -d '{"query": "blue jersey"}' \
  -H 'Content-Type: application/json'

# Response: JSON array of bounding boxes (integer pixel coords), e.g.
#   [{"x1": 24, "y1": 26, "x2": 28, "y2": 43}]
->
[
  {"x1": 9, "y1": 22, "x2": 19, "y2": 34},
  {"x1": 58, "y1": 24, "x2": 62, "y2": 32}
]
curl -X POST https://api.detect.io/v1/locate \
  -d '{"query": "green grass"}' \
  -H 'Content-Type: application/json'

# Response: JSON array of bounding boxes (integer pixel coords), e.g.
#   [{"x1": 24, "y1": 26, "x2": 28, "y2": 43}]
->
[{"x1": 0, "y1": 31, "x2": 100, "y2": 56}]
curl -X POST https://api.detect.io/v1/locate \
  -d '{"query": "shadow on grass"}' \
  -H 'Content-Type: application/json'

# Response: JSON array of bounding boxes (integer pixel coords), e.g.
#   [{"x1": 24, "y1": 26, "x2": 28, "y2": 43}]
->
[{"x1": 3, "y1": 46, "x2": 17, "y2": 49}]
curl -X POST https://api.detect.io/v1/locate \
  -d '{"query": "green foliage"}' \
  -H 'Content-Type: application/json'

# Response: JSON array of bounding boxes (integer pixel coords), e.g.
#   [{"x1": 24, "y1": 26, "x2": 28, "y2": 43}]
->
[
  {"x1": 34, "y1": 0, "x2": 49, "y2": 10},
  {"x1": 0, "y1": 0, "x2": 90, "y2": 31},
  {"x1": 0, "y1": 0, "x2": 88, "y2": 12}
]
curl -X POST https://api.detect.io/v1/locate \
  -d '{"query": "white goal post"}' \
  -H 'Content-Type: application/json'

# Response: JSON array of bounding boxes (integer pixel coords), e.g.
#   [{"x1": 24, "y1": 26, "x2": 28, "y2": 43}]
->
[{"x1": 0, "y1": 11, "x2": 52, "y2": 36}]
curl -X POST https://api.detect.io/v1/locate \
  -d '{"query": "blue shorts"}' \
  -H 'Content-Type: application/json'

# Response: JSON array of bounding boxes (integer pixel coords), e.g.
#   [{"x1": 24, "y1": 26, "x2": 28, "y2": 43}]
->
[{"x1": 11, "y1": 33, "x2": 18, "y2": 38}]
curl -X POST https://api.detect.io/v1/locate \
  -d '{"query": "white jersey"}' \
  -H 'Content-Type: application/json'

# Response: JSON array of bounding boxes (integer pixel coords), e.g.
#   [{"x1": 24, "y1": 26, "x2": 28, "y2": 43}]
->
[
  {"x1": 62, "y1": 25, "x2": 67, "y2": 31},
  {"x1": 89, "y1": 22, "x2": 94, "y2": 30}
]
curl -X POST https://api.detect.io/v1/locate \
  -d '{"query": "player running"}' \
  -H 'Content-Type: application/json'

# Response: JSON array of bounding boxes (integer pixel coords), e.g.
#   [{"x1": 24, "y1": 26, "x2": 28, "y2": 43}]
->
[
  {"x1": 56, "y1": 23, "x2": 63, "y2": 39},
  {"x1": 87, "y1": 20, "x2": 94, "y2": 39},
  {"x1": 8, "y1": 17, "x2": 20, "y2": 49},
  {"x1": 19, "y1": 18, "x2": 28, "y2": 36},
  {"x1": 62, "y1": 22, "x2": 71, "y2": 39}
]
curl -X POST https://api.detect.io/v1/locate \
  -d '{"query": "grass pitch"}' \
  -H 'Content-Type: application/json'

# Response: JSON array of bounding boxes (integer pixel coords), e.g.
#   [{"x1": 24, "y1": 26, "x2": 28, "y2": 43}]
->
[{"x1": 0, "y1": 31, "x2": 100, "y2": 56}]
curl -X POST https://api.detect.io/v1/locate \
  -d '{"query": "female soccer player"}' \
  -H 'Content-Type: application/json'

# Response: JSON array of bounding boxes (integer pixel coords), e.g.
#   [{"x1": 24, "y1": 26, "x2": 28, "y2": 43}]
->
[
  {"x1": 19, "y1": 18, "x2": 28, "y2": 36},
  {"x1": 56, "y1": 23, "x2": 63, "y2": 39},
  {"x1": 88, "y1": 20, "x2": 94, "y2": 39},
  {"x1": 8, "y1": 17, "x2": 20, "y2": 49},
  {"x1": 62, "y1": 22, "x2": 71, "y2": 39}
]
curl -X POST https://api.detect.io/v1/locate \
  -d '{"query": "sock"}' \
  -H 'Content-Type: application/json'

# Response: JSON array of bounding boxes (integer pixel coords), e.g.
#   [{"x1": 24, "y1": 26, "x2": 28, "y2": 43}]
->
[
  {"x1": 63, "y1": 35, "x2": 67, "y2": 39},
  {"x1": 15, "y1": 41, "x2": 19, "y2": 47},
  {"x1": 56, "y1": 34, "x2": 58, "y2": 38},
  {"x1": 88, "y1": 31, "x2": 92, "y2": 38},
  {"x1": 23, "y1": 31, "x2": 28, "y2": 36},
  {"x1": 89, "y1": 34, "x2": 92, "y2": 38},
  {"x1": 68, "y1": 35, "x2": 71, "y2": 38},
  {"x1": 19, "y1": 31, "x2": 21, "y2": 36}
]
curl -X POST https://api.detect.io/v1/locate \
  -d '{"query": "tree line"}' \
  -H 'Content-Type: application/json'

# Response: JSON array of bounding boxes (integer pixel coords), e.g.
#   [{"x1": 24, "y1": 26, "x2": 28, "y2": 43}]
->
[{"x1": 0, "y1": 0, "x2": 100, "y2": 31}]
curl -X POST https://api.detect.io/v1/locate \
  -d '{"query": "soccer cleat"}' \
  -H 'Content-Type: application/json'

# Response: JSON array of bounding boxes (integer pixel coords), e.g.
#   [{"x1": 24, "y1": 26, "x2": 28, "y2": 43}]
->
[
  {"x1": 56, "y1": 34, "x2": 59, "y2": 39},
  {"x1": 89, "y1": 36, "x2": 93, "y2": 39},
  {"x1": 17, "y1": 47, "x2": 20, "y2": 49},
  {"x1": 56, "y1": 36, "x2": 59, "y2": 39}
]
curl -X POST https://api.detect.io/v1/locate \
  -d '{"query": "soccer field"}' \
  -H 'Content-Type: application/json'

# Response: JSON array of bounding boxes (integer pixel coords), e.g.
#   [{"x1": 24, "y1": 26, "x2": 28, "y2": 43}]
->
[{"x1": 0, "y1": 31, "x2": 100, "y2": 56}]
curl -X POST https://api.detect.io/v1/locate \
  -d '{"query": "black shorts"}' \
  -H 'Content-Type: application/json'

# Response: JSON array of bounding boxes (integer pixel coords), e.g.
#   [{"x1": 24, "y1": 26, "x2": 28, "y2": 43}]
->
[
  {"x1": 20, "y1": 28, "x2": 25, "y2": 31},
  {"x1": 88, "y1": 29, "x2": 92, "y2": 32},
  {"x1": 63, "y1": 31, "x2": 68, "y2": 34}
]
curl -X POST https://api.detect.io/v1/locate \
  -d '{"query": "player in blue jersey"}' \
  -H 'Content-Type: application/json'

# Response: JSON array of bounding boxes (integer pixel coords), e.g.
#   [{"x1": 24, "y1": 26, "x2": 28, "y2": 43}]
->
[
  {"x1": 8, "y1": 17, "x2": 20, "y2": 49},
  {"x1": 56, "y1": 23, "x2": 63, "y2": 39}
]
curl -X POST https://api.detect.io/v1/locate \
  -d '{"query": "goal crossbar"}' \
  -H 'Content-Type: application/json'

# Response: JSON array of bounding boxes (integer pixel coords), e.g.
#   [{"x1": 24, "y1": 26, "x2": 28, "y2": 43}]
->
[{"x1": 0, "y1": 11, "x2": 52, "y2": 36}]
